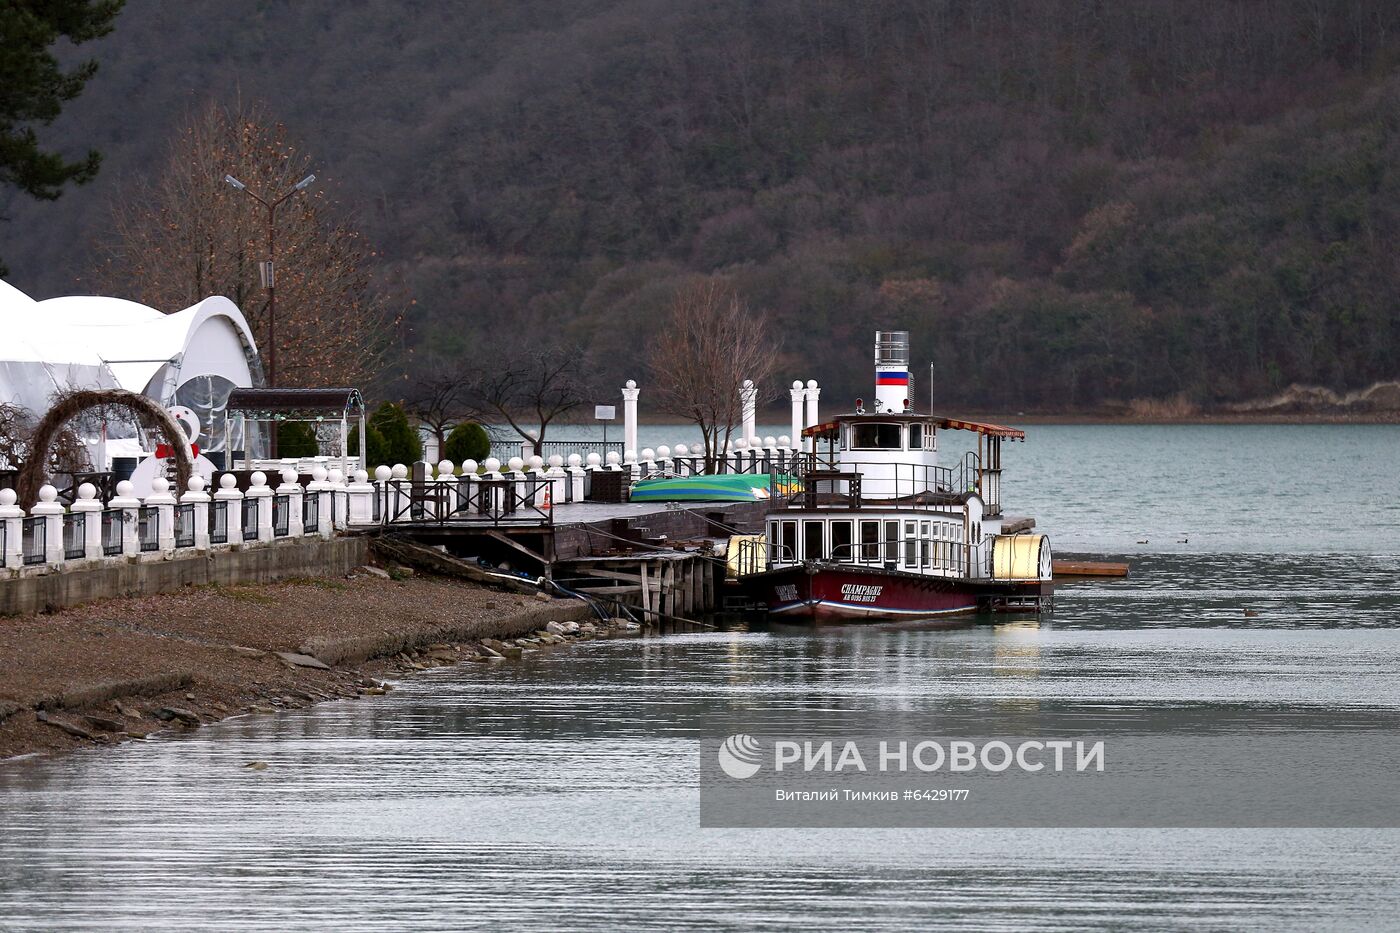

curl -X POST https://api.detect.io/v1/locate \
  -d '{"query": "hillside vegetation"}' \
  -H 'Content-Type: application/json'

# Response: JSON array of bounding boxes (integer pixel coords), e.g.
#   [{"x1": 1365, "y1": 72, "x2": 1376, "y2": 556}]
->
[{"x1": 3, "y1": 0, "x2": 1399, "y2": 410}]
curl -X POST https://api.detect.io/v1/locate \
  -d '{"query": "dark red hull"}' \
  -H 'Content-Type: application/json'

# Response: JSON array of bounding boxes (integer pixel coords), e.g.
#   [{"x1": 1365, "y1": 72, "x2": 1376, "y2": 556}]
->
[{"x1": 746, "y1": 563, "x2": 1049, "y2": 624}]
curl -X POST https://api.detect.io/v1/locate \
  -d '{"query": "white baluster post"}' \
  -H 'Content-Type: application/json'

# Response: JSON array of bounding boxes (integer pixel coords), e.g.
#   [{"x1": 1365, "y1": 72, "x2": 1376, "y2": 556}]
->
[
  {"x1": 345, "y1": 468, "x2": 373, "y2": 527},
  {"x1": 247, "y1": 471, "x2": 273, "y2": 543},
  {"x1": 213, "y1": 474, "x2": 243, "y2": 547},
  {"x1": 565, "y1": 454, "x2": 585, "y2": 502},
  {"x1": 30, "y1": 485, "x2": 65, "y2": 566},
  {"x1": 109, "y1": 480, "x2": 141, "y2": 557},
  {"x1": 72, "y1": 482, "x2": 104, "y2": 560},
  {"x1": 144, "y1": 477, "x2": 177, "y2": 554},
  {"x1": 0, "y1": 489, "x2": 24, "y2": 568},
  {"x1": 278, "y1": 468, "x2": 304, "y2": 537},
  {"x1": 184, "y1": 476, "x2": 211, "y2": 550}
]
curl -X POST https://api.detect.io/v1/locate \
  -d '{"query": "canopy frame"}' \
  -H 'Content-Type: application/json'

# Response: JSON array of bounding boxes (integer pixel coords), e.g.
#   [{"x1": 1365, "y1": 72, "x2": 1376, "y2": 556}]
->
[{"x1": 225, "y1": 387, "x2": 366, "y2": 475}]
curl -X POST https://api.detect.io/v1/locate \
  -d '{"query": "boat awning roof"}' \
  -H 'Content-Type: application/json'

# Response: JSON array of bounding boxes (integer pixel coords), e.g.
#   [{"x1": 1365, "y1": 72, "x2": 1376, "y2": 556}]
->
[
  {"x1": 932, "y1": 417, "x2": 1026, "y2": 440},
  {"x1": 801, "y1": 415, "x2": 1025, "y2": 440},
  {"x1": 227, "y1": 387, "x2": 365, "y2": 420}
]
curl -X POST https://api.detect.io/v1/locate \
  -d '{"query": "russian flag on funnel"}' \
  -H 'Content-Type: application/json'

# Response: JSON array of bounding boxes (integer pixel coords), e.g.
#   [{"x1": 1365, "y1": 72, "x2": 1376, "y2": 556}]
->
[{"x1": 876, "y1": 371, "x2": 908, "y2": 385}]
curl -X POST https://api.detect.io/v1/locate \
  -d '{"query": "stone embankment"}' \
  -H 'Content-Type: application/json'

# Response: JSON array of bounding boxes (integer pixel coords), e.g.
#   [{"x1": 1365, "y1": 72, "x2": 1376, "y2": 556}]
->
[{"x1": 0, "y1": 567, "x2": 640, "y2": 760}]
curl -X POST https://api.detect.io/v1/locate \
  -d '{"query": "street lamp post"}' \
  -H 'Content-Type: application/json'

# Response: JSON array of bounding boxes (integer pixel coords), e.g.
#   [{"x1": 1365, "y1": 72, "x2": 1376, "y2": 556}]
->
[
  {"x1": 225, "y1": 172, "x2": 315, "y2": 459},
  {"x1": 224, "y1": 173, "x2": 315, "y2": 389}
]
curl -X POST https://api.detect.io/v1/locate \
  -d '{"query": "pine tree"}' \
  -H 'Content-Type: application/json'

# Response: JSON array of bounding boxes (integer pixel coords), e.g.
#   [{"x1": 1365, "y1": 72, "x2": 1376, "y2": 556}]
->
[{"x1": 0, "y1": 0, "x2": 124, "y2": 274}]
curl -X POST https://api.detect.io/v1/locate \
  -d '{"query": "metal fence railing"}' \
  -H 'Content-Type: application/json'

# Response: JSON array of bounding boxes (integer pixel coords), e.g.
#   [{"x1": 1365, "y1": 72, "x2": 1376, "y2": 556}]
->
[
  {"x1": 535, "y1": 439, "x2": 625, "y2": 462},
  {"x1": 242, "y1": 498, "x2": 258, "y2": 541},
  {"x1": 272, "y1": 495, "x2": 290, "y2": 536},
  {"x1": 138, "y1": 506, "x2": 159, "y2": 552},
  {"x1": 210, "y1": 500, "x2": 229, "y2": 545},
  {"x1": 63, "y1": 512, "x2": 86, "y2": 560},
  {"x1": 22, "y1": 515, "x2": 45, "y2": 565},
  {"x1": 102, "y1": 509, "x2": 124, "y2": 556},
  {"x1": 302, "y1": 491, "x2": 319, "y2": 531},
  {"x1": 175, "y1": 504, "x2": 196, "y2": 548},
  {"x1": 378, "y1": 478, "x2": 555, "y2": 527}
]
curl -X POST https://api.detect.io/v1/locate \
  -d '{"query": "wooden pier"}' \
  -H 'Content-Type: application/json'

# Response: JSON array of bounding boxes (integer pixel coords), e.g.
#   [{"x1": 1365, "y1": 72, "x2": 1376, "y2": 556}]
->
[{"x1": 372, "y1": 497, "x2": 771, "y2": 619}]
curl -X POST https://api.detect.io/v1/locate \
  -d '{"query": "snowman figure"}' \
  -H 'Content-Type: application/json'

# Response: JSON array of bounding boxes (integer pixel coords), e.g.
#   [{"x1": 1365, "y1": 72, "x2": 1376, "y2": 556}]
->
[{"x1": 128, "y1": 405, "x2": 218, "y2": 499}]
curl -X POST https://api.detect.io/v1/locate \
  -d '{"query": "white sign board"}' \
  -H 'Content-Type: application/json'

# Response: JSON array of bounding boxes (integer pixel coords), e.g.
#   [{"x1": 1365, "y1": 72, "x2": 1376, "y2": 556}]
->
[{"x1": 595, "y1": 405, "x2": 616, "y2": 420}]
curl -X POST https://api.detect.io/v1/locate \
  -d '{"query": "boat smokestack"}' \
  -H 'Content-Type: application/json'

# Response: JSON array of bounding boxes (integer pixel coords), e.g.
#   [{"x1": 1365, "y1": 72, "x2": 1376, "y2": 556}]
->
[{"x1": 873, "y1": 331, "x2": 909, "y2": 413}]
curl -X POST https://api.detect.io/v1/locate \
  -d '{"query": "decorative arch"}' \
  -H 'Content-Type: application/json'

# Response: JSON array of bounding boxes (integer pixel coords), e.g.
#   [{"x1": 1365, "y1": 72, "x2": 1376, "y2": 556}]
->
[{"x1": 17, "y1": 389, "x2": 194, "y2": 509}]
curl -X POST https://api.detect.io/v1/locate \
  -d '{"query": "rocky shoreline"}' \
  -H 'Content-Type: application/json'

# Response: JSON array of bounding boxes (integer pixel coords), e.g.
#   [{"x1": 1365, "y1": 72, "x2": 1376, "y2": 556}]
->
[{"x1": 0, "y1": 567, "x2": 638, "y2": 761}]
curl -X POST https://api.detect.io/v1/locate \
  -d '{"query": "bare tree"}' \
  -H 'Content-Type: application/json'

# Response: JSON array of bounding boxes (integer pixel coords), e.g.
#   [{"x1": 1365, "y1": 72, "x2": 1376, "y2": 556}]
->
[
  {"x1": 404, "y1": 364, "x2": 469, "y2": 454},
  {"x1": 460, "y1": 341, "x2": 593, "y2": 451},
  {"x1": 94, "y1": 100, "x2": 400, "y2": 388},
  {"x1": 0, "y1": 401, "x2": 91, "y2": 476},
  {"x1": 649, "y1": 280, "x2": 776, "y2": 472}
]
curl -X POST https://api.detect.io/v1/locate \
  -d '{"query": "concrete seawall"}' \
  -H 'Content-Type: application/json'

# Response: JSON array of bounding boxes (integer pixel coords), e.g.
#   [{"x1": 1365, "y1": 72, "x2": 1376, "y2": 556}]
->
[{"x1": 0, "y1": 537, "x2": 370, "y2": 617}]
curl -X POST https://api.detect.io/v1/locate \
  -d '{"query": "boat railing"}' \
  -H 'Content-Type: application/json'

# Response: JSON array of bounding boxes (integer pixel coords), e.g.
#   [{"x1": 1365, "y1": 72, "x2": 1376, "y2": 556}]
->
[
  {"x1": 752, "y1": 533, "x2": 1021, "y2": 581},
  {"x1": 735, "y1": 537, "x2": 785, "y2": 577},
  {"x1": 791, "y1": 460, "x2": 980, "y2": 510}
]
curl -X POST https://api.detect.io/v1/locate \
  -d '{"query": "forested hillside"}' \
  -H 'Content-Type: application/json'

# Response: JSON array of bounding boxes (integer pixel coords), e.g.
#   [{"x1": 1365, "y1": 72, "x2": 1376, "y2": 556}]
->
[{"x1": 3, "y1": 0, "x2": 1400, "y2": 410}]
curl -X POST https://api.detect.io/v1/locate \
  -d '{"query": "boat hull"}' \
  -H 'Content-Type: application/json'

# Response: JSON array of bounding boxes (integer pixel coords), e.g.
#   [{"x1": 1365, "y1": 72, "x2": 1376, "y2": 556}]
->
[{"x1": 746, "y1": 563, "x2": 1048, "y2": 624}]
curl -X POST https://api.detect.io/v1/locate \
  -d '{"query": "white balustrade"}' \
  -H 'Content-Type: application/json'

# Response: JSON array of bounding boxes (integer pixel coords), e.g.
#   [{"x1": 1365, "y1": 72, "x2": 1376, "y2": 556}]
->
[
  {"x1": 183, "y1": 476, "x2": 212, "y2": 550},
  {"x1": 277, "y1": 468, "x2": 304, "y2": 537},
  {"x1": 0, "y1": 489, "x2": 21, "y2": 569},
  {"x1": 71, "y1": 482, "x2": 104, "y2": 559},
  {"x1": 109, "y1": 480, "x2": 141, "y2": 557},
  {"x1": 246, "y1": 471, "x2": 274, "y2": 543},
  {"x1": 214, "y1": 474, "x2": 244, "y2": 545},
  {"x1": 30, "y1": 485, "x2": 65, "y2": 565}
]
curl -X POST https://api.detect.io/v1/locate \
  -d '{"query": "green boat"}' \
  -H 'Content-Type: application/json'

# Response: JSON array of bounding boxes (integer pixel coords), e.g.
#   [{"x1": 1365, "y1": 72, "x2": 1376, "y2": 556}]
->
[{"x1": 629, "y1": 473, "x2": 799, "y2": 502}]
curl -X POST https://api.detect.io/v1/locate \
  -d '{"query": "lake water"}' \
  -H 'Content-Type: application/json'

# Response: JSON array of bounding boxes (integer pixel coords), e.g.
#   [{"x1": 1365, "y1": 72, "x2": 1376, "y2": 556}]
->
[{"x1": 3, "y1": 425, "x2": 1399, "y2": 930}]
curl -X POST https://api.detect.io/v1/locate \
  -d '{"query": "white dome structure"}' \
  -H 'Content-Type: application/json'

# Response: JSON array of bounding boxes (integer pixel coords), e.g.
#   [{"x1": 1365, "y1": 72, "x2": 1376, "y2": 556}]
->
[{"x1": 0, "y1": 279, "x2": 260, "y2": 459}]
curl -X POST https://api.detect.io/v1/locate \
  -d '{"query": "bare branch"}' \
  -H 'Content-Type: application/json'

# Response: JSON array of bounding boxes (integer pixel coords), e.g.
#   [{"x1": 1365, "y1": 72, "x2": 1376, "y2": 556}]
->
[
  {"x1": 648, "y1": 279, "x2": 777, "y2": 471},
  {"x1": 458, "y1": 341, "x2": 595, "y2": 448},
  {"x1": 93, "y1": 100, "x2": 401, "y2": 389}
]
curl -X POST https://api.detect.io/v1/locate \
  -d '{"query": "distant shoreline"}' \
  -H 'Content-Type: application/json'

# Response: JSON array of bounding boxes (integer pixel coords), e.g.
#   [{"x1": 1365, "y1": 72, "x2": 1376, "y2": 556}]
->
[{"x1": 636, "y1": 410, "x2": 1400, "y2": 427}]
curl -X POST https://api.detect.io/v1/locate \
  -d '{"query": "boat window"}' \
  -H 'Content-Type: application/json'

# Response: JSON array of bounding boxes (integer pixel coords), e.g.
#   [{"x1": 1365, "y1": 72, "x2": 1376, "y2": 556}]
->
[
  {"x1": 850, "y1": 422, "x2": 904, "y2": 450},
  {"x1": 908, "y1": 424, "x2": 922, "y2": 449},
  {"x1": 904, "y1": 520, "x2": 917, "y2": 566},
  {"x1": 831, "y1": 521, "x2": 853, "y2": 561},
  {"x1": 780, "y1": 520, "x2": 797, "y2": 562},
  {"x1": 860, "y1": 521, "x2": 880, "y2": 561},
  {"x1": 884, "y1": 520, "x2": 899, "y2": 563},
  {"x1": 803, "y1": 520, "x2": 825, "y2": 561},
  {"x1": 921, "y1": 521, "x2": 931, "y2": 567}
]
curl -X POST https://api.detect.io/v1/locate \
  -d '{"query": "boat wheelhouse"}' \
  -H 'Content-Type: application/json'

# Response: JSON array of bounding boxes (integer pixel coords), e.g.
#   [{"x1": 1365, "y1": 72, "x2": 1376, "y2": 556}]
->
[{"x1": 735, "y1": 331, "x2": 1051, "y2": 623}]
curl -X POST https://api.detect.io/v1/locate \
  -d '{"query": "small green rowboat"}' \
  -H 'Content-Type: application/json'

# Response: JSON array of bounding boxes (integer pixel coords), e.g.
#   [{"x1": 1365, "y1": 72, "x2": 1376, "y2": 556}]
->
[{"x1": 629, "y1": 473, "x2": 799, "y2": 502}]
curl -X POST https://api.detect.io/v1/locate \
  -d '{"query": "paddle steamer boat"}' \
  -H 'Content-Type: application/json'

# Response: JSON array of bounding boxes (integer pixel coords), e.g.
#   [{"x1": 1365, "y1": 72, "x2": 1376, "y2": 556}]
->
[{"x1": 735, "y1": 332, "x2": 1052, "y2": 623}]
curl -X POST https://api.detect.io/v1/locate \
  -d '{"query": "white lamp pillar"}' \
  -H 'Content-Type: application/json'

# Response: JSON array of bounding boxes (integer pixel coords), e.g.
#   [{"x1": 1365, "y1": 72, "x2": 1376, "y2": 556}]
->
[
  {"x1": 621, "y1": 379, "x2": 639, "y2": 459},
  {"x1": 804, "y1": 379, "x2": 821, "y2": 453},
  {"x1": 790, "y1": 381, "x2": 805, "y2": 453},
  {"x1": 741, "y1": 379, "x2": 757, "y2": 447}
]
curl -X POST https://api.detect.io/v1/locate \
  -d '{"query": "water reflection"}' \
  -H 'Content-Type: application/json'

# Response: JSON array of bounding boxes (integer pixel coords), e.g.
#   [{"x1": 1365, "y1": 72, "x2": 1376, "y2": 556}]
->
[{"x1": 1, "y1": 552, "x2": 1399, "y2": 929}]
